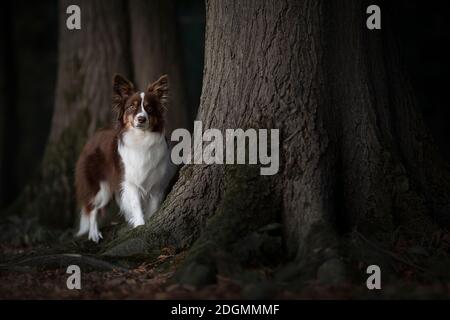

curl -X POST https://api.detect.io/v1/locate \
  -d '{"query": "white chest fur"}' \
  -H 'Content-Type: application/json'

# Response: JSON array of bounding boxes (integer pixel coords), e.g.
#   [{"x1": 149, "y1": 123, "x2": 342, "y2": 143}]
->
[{"x1": 118, "y1": 128, "x2": 170, "y2": 194}]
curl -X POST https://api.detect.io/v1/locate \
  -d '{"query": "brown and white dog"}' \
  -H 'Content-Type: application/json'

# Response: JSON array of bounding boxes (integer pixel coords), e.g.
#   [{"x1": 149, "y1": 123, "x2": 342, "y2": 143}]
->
[{"x1": 75, "y1": 74, "x2": 174, "y2": 242}]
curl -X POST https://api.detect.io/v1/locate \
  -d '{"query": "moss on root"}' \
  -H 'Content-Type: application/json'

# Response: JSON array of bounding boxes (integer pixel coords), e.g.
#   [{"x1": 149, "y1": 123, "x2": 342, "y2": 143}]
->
[{"x1": 174, "y1": 165, "x2": 282, "y2": 287}]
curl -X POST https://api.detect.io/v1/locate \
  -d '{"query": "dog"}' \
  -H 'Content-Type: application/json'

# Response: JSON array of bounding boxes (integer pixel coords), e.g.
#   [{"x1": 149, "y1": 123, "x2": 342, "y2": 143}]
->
[{"x1": 75, "y1": 74, "x2": 174, "y2": 242}]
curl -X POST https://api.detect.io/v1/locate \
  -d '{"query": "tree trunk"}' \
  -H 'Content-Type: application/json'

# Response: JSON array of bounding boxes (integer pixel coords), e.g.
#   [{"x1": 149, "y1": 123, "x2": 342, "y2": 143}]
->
[
  {"x1": 106, "y1": 0, "x2": 450, "y2": 287},
  {"x1": 327, "y1": 0, "x2": 450, "y2": 233},
  {"x1": 18, "y1": 0, "x2": 132, "y2": 227},
  {"x1": 128, "y1": 0, "x2": 191, "y2": 134}
]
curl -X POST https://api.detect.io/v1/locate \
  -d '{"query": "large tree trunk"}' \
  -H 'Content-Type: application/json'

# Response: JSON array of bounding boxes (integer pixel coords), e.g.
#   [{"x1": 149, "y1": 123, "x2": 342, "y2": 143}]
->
[
  {"x1": 128, "y1": 0, "x2": 191, "y2": 134},
  {"x1": 105, "y1": 0, "x2": 450, "y2": 287},
  {"x1": 104, "y1": 0, "x2": 336, "y2": 276},
  {"x1": 18, "y1": 0, "x2": 132, "y2": 227},
  {"x1": 328, "y1": 0, "x2": 450, "y2": 234}
]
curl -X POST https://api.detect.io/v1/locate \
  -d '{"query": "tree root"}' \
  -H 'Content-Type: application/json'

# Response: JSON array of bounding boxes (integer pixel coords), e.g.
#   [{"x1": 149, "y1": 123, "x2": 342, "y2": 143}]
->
[{"x1": 0, "y1": 254, "x2": 128, "y2": 272}]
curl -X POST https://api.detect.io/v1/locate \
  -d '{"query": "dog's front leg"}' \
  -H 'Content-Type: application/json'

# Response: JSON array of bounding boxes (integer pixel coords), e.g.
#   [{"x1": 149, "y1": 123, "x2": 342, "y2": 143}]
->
[{"x1": 120, "y1": 182, "x2": 145, "y2": 227}]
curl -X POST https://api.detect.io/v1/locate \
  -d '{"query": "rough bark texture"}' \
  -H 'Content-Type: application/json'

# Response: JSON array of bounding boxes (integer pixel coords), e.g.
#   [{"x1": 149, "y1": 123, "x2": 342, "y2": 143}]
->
[
  {"x1": 17, "y1": 0, "x2": 131, "y2": 227},
  {"x1": 50, "y1": 0, "x2": 131, "y2": 142},
  {"x1": 106, "y1": 0, "x2": 450, "y2": 286},
  {"x1": 129, "y1": 0, "x2": 191, "y2": 134},
  {"x1": 327, "y1": 0, "x2": 450, "y2": 235},
  {"x1": 105, "y1": 0, "x2": 339, "y2": 277}
]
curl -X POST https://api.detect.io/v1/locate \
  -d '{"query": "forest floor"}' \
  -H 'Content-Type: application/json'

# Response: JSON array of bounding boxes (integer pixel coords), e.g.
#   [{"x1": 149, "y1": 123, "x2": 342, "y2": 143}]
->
[
  {"x1": 2, "y1": 216, "x2": 450, "y2": 299},
  {"x1": 2, "y1": 243, "x2": 450, "y2": 299},
  {"x1": 0, "y1": 243, "x2": 317, "y2": 299},
  {"x1": 0, "y1": 243, "x2": 361, "y2": 299},
  {"x1": 0, "y1": 243, "x2": 242, "y2": 299}
]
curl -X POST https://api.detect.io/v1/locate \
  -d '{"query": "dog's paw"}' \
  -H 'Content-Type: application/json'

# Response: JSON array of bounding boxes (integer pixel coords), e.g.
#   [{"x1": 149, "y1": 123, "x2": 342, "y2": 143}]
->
[
  {"x1": 88, "y1": 230, "x2": 103, "y2": 243},
  {"x1": 132, "y1": 220, "x2": 145, "y2": 228}
]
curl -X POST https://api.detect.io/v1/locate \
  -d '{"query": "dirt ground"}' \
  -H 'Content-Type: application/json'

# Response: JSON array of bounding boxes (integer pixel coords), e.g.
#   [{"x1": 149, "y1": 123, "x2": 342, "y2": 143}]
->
[
  {"x1": 0, "y1": 244, "x2": 361, "y2": 299},
  {"x1": 0, "y1": 244, "x2": 241, "y2": 299},
  {"x1": 3, "y1": 226, "x2": 450, "y2": 300}
]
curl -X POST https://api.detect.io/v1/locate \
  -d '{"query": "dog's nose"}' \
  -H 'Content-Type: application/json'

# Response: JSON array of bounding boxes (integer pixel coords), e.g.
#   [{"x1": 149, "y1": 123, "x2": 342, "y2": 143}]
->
[{"x1": 137, "y1": 116, "x2": 146, "y2": 124}]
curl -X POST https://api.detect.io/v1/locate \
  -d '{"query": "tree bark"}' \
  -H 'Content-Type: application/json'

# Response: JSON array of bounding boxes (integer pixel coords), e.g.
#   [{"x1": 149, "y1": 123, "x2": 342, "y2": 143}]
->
[
  {"x1": 106, "y1": 0, "x2": 450, "y2": 287},
  {"x1": 18, "y1": 0, "x2": 132, "y2": 227},
  {"x1": 128, "y1": 0, "x2": 191, "y2": 134},
  {"x1": 327, "y1": 0, "x2": 450, "y2": 233},
  {"x1": 104, "y1": 0, "x2": 338, "y2": 276}
]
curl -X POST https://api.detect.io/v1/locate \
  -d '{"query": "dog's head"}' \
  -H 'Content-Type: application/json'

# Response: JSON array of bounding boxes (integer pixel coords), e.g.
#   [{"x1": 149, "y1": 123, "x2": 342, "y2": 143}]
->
[{"x1": 113, "y1": 74, "x2": 168, "y2": 132}]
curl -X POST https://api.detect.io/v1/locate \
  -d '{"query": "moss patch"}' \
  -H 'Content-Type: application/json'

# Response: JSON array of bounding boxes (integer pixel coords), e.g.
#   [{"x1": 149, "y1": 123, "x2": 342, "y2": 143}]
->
[{"x1": 174, "y1": 164, "x2": 282, "y2": 287}]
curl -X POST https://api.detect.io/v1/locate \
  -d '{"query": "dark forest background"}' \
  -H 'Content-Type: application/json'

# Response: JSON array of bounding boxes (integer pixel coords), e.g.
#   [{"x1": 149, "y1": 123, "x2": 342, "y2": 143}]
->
[
  {"x1": 0, "y1": 0, "x2": 205, "y2": 209},
  {"x1": 1, "y1": 1, "x2": 450, "y2": 211}
]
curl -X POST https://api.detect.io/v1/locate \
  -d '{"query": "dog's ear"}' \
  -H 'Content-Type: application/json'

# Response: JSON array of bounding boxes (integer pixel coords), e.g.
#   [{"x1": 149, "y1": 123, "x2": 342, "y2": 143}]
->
[
  {"x1": 113, "y1": 74, "x2": 135, "y2": 99},
  {"x1": 113, "y1": 74, "x2": 134, "y2": 122},
  {"x1": 147, "y1": 75, "x2": 169, "y2": 107}
]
